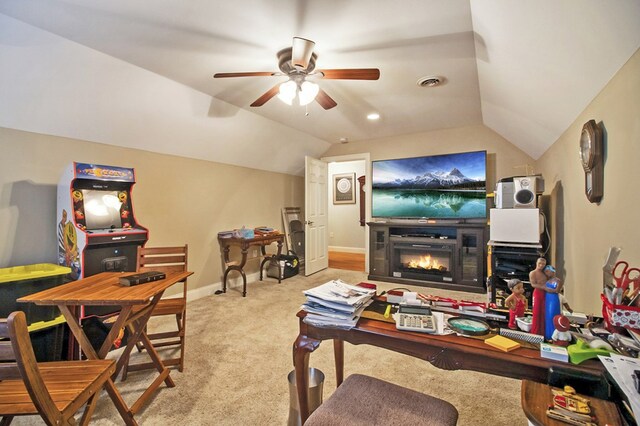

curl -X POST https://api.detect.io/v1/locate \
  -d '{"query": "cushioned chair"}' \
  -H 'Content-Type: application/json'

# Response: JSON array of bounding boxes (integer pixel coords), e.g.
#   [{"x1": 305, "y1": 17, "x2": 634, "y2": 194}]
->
[
  {"x1": 0, "y1": 311, "x2": 136, "y2": 426},
  {"x1": 122, "y1": 245, "x2": 188, "y2": 379},
  {"x1": 304, "y1": 374, "x2": 458, "y2": 426}
]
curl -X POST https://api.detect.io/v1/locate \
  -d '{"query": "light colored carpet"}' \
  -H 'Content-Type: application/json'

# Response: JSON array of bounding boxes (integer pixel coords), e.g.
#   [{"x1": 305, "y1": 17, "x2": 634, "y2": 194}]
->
[{"x1": 12, "y1": 269, "x2": 528, "y2": 425}]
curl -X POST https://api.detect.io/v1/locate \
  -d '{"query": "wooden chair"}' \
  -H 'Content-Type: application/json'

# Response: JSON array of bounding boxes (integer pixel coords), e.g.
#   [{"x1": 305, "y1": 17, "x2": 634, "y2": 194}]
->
[
  {"x1": 0, "y1": 311, "x2": 136, "y2": 426},
  {"x1": 122, "y1": 245, "x2": 188, "y2": 379},
  {"x1": 304, "y1": 374, "x2": 459, "y2": 426}
]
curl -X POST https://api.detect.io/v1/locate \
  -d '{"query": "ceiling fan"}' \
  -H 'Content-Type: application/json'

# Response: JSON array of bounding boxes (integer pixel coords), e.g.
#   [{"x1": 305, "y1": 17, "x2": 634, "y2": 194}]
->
[{"x1": 213, "y1": 37, "x2": 380, "y2": 110}]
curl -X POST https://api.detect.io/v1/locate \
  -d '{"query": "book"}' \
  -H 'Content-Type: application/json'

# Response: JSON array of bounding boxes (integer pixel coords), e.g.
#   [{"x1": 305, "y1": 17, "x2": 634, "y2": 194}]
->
[
  {"x1": 484, "y1": 335, "x2": 521, "y2": 352},
  {"x1": 540, "y1": 343, "x2": 569, "y2": 362},
  {"x1": 119, "y1": 271, "x2": 166, "y2": 286}
]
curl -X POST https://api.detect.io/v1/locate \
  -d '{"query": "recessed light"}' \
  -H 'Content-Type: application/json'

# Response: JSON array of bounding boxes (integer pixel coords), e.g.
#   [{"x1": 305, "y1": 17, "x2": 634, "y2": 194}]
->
[
  {"x1": 339, "y1": 137, "x2": 349, "y2": 144},
  {"x1": 367, "y1": 113, "x2": 380, "y2": 120}
]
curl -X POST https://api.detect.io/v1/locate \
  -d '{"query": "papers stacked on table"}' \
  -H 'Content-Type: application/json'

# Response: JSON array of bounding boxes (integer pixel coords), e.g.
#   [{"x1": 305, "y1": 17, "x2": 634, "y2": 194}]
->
[
  {"x1": 302, "y1": 279, "x2": 375, "y2": 330},
  {"x1": 599, "y1": 354, "x2": 640, "y2": 419}
]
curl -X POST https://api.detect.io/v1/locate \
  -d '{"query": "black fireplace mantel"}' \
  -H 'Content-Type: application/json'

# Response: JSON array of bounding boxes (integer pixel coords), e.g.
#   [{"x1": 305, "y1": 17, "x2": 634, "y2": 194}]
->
[{"x1": 368, "y1": 221, "x2": 487, "y2": 293}]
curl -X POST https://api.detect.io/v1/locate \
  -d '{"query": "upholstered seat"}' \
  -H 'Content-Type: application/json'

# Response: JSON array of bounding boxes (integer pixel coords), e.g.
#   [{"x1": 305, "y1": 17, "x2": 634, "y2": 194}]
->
[{"x1": 305, "y1": 374, "x2": 458, "y2": 426}]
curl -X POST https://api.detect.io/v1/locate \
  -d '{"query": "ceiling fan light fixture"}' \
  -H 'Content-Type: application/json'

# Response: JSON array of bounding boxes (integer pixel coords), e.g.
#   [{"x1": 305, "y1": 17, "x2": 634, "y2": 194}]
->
[
  {"x1": 367, "y1": 112, "x2": 380, "y2": 120},
  {"x1": 299, "y1": 81, "x2": 319, "y2": 106},
  {"x1": 277, "y1": 80, "x2": 297, "y2": 105},
  {"x1": 292, "y1": 37, "x2": 315, "y2": 70}
]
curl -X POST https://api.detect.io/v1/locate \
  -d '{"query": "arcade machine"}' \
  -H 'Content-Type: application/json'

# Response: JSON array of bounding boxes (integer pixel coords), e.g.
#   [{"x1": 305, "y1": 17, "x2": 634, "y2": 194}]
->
[{"x1": 57, "y1": 162, "x2": 148, "y2": 317}]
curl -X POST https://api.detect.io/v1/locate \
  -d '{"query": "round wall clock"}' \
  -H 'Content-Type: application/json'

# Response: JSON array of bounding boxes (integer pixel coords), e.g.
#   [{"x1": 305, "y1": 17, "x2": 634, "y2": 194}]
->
[{"x1": 579, "y1": 119, "x2": 603, "y2": 203}]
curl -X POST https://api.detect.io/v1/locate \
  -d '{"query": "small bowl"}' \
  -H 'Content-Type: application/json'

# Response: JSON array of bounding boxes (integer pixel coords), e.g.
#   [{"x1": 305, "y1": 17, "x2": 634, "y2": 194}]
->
[{"x1": 516, "y1": 316, "x2": 533, "y2": 332}]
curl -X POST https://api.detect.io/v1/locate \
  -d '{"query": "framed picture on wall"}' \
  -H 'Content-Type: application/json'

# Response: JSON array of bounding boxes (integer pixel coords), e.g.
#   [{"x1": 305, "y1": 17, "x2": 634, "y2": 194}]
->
[{"x1": 333, "y1": 173, "x2": 356, "y2": 204}]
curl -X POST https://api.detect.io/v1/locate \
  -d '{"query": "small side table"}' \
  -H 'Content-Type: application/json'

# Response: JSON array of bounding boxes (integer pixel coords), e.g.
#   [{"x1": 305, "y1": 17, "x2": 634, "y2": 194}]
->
[
  {"x1": 218, "y1": 233, "x2": 284, "y2": 297},
  {"x1": 521, "y1": 380, "x2": 623, "y2": 426}
]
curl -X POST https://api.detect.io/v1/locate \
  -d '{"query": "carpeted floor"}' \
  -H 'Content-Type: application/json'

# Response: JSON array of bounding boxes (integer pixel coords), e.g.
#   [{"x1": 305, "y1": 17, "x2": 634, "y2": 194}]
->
[{"x1": 12, "y1": 269, "x2": 528, "y2": 425}]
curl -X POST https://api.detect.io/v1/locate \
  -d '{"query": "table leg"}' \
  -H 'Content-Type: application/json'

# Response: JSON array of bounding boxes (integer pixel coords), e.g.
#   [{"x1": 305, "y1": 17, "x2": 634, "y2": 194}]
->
[
  {"x1": 276, "y1": 240, "x2": 283, "y2": 283},
  {"x1": 333, "y1": 339, "x2": 344, "y2": 387},
  {"x1": 239, "y1": 247, "x2": 248, "y2": 297},
  {"x1": 59, "y1": 305, "x2": 99, "y2": 360},
  {"x1": 222, "y1": 246, "x2": 231, "y2": 293},
  {"x1": 57, "y1": 305, "x2": 137, "y2": 425},
  {"x1": 104, "y1": 379, "x2": 137, "y2": 426},
  {"x1": 293, "y1": 334, "x2": 321, "y2": 424}
]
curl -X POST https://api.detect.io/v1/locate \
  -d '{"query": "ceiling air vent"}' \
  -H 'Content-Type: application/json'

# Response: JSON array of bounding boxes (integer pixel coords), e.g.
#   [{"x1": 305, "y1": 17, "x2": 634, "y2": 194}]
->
[{"x1": 417, "y1": 76, "x2": 445, "y2": 87}]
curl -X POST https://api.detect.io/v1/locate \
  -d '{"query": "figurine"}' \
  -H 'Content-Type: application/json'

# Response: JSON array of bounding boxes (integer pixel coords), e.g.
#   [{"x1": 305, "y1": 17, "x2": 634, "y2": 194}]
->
[
  {"x1": 552, "y1": 314, "x2": 572, "y2": 347},
  {"x1": 505, "y1": 279, "x2": 527, "y2": 330},
  {"x1": 544, "y1": 265, "x2": 564, "y2": 340},
  {"x1": 529, "y1": 257, "x2": 548, "y2": 335}
]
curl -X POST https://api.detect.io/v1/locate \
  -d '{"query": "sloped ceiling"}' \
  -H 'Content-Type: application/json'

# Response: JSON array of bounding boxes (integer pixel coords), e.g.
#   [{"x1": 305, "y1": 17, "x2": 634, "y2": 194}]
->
[{"x1": 0, "y1": 0, "x2": 639, "y2": 171}]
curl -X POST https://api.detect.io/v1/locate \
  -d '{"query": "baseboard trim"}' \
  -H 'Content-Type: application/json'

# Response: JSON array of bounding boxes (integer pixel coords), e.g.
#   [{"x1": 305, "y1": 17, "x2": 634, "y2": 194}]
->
[
  {"x1": 172, "y1": 272, "x2": 262, "y2": 302},
  {"x1": 328, "y1": 246, "x2": 366, "y2": 254}
]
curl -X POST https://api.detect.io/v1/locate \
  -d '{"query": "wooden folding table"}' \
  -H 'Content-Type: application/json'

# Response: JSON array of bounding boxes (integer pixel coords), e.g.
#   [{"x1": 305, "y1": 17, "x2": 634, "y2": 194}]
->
[{"x1": 19, "y1": 270, "x2": 193, "y2": 418}]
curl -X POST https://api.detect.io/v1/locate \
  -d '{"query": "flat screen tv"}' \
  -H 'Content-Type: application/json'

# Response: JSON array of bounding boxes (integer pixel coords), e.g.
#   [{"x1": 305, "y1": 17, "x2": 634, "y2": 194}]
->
[
  {"x1": 81, "y1": 189, "x2": 123, "y2": 230},
  {"x1": 372, "y1": 150, "x2": 487, "y2": 220}
]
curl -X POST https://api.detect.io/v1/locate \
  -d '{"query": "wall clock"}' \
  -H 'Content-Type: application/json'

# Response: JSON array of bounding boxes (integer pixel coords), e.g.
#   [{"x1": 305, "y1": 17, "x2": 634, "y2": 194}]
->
[{"x1": 579, "y1": 119, "x2": 603, "y2": 203}]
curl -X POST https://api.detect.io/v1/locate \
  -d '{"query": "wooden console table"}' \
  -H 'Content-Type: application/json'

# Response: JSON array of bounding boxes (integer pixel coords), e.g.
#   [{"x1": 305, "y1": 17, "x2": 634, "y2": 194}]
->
[
  {"x1": 218, "y1": 233, "x2": 284, "y2": 297},
  {"x1": 292, "y1": 308, "x2": 605, "y2": 423}
]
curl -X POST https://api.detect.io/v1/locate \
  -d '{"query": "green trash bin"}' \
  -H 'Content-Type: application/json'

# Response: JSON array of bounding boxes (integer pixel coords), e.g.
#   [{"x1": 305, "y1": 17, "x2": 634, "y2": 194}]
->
[{"x1": 0, "y1": 263, "x2": 71, "y2": 324}]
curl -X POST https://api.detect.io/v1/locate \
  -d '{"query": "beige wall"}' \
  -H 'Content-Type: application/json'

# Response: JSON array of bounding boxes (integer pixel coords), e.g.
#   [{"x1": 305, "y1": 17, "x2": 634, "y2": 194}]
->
[
  {"x1": 535, "y1": 48, "x2": 640, "y2": 314},
  {"x1": 323, "y1": 124, "x2": 535, "y2": 190},
  {"x1": 0, "y1": 127, "x2": 304, "y2": 295}
]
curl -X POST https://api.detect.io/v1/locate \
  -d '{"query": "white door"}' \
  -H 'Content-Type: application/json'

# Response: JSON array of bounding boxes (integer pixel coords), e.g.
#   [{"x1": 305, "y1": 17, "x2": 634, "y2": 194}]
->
[{"x1": 305, "y1": 156, "x2": 329, "y2": 275}]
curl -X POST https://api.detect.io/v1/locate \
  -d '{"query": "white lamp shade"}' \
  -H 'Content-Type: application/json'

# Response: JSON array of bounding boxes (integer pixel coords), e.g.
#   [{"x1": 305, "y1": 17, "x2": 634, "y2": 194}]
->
[
  {"x1": 277, "y1": 80, "x2": 297, "y2": 105},
  {"x1": 299, "y1": 81, "x2": 319, "y2": 106}
]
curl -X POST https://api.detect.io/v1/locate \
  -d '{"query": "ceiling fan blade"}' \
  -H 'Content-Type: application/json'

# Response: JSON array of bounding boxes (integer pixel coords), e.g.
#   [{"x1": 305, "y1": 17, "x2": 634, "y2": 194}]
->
[
  {"x1": 317, "y1": 68, "x2": 380, "y2": 80},
  {"x1": 214, "y1": 72, "x2": 277, "y2": 78},
  {"x1": 250, "y1": 84, "x2": 281, "y2": 107},
  {"x1": 292, "y1": 37, "x2": 315, "y2": 70},
  {"x1": 315, "y1": 89, "x2": 337, "y2": 110}
]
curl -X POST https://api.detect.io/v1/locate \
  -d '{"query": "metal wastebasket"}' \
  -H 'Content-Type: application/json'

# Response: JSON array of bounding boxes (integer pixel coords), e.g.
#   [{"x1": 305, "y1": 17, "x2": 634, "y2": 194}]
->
[{"x1": 287, "y1": 368, "x2": 324, "y2": 426}]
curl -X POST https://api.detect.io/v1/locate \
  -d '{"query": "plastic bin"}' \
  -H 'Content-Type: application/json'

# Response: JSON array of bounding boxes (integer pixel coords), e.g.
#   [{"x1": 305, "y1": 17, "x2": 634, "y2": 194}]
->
[
  {"x1": 0, "y1": 263, "x2": 71, "y2": 325},
  {"x1": 28, "y1": 316, "x2": 68, "y2": 362}
]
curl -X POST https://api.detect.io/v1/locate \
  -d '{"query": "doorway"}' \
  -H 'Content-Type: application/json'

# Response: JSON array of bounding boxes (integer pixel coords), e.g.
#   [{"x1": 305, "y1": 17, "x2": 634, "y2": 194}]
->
[{"x1": 323, "y1": 154, "x2": 370, "y2": 273}]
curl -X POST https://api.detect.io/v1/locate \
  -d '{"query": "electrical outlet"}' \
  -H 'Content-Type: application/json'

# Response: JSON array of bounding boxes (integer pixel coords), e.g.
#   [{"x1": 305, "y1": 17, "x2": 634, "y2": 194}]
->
[
  {"x1": 330, "y1": 232, "x2": 334, "y2": 238},
  {"x1": 252, "y1": 249, "x2": 258, "y2": 257}
]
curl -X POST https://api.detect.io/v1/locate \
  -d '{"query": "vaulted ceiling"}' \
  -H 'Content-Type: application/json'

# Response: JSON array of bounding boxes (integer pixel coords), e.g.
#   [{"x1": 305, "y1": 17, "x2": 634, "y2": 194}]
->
[{"x1": 1, "y1": 1, "x2": 639, "y2": 165}]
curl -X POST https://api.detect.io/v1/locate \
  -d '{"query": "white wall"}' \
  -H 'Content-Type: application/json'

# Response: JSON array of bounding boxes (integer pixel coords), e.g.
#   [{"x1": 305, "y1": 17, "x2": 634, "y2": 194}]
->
[
  {"x1": 327, "y1": 160, "x2": 366, "y2": 252},
  {"x1": 0, "y1": 14, "x2": 329, "y2": 176}
]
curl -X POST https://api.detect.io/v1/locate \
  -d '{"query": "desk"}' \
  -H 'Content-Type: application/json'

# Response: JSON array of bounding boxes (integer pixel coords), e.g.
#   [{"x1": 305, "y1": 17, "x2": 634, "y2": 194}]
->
[
  {"x1": 292, "y1": 310, "x2": 605, "y2": 423},
  {"x1": 19, "y1": 270, "x2": 193, "y2": 419},
  {"x1": 218, "y1": 233, "x2": 284, "y2": 297}
]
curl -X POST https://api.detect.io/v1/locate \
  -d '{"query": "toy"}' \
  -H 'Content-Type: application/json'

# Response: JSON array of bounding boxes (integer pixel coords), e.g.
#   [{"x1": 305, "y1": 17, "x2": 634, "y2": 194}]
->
[
  {"x1": 552, "y1": 315, "x2": 572, "y2": 347},
  {"x1": 546, "y1": 385, "x2": 597, "y2": 426},
  {"x1": 504, "y1": 279, "x2": 527, "y2": 329},
  {"x1": 529, "y1": 257, "x2": 548, "y2": 335}
]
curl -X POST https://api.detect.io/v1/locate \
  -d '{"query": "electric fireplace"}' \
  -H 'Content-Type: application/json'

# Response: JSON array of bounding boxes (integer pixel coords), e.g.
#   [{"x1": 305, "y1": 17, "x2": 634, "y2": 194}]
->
[{"x1": 390, "y1": 239, "x2": 456, "y2": 283}]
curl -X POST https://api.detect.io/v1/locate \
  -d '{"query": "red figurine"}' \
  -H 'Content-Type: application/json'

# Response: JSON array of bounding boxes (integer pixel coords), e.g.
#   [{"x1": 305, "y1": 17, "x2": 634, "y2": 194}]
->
[{"x1": 505, "y1": 279, "x2": 527, "y2": 330}]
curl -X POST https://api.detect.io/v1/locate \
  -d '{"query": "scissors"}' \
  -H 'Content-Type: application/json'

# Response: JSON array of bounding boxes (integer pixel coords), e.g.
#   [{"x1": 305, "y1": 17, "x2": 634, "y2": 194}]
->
[{"x1": 612, "y1": 261, "x2": 640, "y2": 304}]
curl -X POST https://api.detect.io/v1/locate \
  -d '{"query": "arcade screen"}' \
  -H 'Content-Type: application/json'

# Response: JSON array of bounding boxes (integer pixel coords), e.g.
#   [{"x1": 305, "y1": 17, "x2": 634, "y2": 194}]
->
[{"x1": 82, "y1": 189, "x2": 123, "y2": 230}]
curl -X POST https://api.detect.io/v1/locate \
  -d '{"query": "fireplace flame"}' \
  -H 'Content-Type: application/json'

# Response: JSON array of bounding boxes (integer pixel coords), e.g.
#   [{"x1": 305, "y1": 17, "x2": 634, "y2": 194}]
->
[{"x1": 407, "y1": 255, "x2": 442, "y2": 270}]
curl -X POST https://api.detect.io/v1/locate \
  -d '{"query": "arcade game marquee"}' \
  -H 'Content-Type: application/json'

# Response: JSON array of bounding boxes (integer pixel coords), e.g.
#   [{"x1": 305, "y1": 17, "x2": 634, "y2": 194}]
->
[{"x1": 57, "y1": 162, "x2": 149, "y2": 317}]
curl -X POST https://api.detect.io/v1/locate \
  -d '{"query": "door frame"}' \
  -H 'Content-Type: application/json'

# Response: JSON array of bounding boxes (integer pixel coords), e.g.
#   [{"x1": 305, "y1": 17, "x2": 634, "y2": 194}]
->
[{"x1": 320, "y1": 152, "x2": 371, "y2": 273}]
